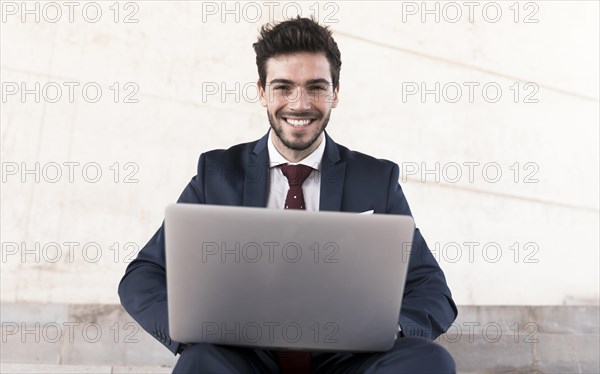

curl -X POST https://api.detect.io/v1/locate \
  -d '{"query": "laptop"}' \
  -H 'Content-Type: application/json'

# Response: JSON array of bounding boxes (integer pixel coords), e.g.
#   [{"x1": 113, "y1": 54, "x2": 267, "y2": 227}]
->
[{"x1": 165, "y1": 203, "x2": 414, "y2": 352}]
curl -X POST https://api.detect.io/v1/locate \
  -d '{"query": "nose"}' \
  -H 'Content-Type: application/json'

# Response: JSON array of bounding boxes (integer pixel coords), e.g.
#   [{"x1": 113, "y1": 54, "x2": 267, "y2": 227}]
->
[{"x1": 286, "y1": 86, "x2": 311, "y2": 112}]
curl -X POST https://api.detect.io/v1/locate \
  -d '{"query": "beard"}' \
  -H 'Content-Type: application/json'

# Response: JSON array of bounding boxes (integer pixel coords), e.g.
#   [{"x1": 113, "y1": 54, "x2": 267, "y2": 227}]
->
[{"x1": 267, "y1": 109, "x2": 332, "y2": 151}]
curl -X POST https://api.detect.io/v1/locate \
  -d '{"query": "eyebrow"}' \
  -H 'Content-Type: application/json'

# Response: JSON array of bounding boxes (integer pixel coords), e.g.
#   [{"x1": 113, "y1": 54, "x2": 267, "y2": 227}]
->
[{"x1": 268, "y1": 78, "x2": 331, "y2": 86}]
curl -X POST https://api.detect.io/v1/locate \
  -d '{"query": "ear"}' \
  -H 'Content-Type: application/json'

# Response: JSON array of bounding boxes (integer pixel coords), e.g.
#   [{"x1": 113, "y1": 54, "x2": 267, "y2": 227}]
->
[
  {"x1": 331, "y1": 83, "x2": 339, "y2": 108},
  {"x1": 257, "y1": 80, "x2": 267, "y2": 107}
]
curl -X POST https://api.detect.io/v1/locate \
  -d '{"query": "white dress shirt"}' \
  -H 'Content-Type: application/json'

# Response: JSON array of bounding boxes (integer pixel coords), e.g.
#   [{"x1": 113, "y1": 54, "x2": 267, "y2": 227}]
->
[{"x1": 266, "y1": 130, "x2": 326, "y2": 211}]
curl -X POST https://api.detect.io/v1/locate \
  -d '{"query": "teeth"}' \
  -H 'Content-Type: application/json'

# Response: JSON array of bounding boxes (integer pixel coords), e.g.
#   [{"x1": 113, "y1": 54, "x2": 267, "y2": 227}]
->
[{"x1": 285, "y1": 118, "x2": 312, "y2": 127}]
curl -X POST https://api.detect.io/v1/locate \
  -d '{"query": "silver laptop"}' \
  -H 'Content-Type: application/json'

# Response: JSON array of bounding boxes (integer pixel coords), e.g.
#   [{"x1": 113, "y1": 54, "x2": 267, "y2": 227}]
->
[{"x1": 165, "y1": 204, "x2": 414, "y2": 352}]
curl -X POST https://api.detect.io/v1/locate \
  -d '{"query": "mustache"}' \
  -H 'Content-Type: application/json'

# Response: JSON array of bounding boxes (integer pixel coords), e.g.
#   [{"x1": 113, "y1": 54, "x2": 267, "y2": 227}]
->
[{"x1": 278, "y1": 112, "x2": 320, "y2": 118}]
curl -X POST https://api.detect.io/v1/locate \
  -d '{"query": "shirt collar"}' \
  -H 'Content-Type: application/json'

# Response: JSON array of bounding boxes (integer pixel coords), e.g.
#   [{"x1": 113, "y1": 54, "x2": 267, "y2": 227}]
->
[{"x1": 267, "y1": 129, "x2": 326, "y2": 171}]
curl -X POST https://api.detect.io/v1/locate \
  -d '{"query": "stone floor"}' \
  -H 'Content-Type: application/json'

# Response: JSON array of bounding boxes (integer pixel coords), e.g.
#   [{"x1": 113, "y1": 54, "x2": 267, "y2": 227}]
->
[
  {"x1": 0, "y1": 364, "x2": 172, "y2": 374},
  {"x1": 0, "y1": 304, "x2": 598, "y2": 373}
]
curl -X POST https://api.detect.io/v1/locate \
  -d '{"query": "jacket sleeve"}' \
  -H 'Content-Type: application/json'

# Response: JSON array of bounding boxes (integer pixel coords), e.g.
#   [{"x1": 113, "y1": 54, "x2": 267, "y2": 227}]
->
[
  {"x1": 117, "y1": 154, "x2": 207, "y2": 355},
  {"x1": 386, "y1": 163, "x2": 458, "y2": 340}
]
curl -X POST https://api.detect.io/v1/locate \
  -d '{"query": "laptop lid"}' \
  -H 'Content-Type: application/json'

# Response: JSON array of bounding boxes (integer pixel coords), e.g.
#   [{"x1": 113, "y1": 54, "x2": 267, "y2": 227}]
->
[{"x1": 165, "y1": 204, "x2": 414, "y2": 352}]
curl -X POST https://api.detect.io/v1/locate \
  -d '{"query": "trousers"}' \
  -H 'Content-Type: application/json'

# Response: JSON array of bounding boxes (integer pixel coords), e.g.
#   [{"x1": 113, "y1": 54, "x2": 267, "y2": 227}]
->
[{"x1": 172, "y1": 336, "x2": 455, "y2": 373}]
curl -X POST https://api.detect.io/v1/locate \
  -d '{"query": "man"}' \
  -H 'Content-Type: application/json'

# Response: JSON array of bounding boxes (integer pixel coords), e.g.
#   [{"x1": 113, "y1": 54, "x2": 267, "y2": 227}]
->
[{"x1": 119, "y1": 17, "x2": 457, "y2": 373}]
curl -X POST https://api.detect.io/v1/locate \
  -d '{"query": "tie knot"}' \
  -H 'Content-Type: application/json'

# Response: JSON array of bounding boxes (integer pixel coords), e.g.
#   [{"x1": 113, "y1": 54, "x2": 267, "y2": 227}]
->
[{"x1": 279, "y1": 164, "x2": 313, "y2": 186}]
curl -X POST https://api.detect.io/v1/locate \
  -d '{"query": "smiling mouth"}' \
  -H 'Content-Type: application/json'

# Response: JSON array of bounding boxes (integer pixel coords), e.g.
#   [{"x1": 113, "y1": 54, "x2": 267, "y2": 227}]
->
[{"x1": 282, "y1": 117, "x2": 316, "y2": 127}]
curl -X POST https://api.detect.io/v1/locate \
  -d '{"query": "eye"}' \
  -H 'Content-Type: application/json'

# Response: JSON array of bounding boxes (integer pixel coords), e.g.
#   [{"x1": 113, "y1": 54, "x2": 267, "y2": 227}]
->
[{"x1": 274, "y1": 85, "x2": 290, "y2": 91}]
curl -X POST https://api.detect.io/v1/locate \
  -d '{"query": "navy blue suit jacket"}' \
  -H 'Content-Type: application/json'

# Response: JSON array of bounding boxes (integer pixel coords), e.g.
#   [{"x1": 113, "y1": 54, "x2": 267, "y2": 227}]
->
[{"x1": 118, "y1": 131, "x2": 457, "y2": 355}]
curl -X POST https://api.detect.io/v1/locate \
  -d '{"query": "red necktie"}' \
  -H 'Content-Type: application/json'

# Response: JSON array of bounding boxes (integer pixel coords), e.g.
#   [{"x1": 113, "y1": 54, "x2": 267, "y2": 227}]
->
[
  {"x1": 279, "y1": 164, "x2": 313, "y2": 210},
  {"x1": 276, "y1": 163, "x2": 313, "y2": 373}
]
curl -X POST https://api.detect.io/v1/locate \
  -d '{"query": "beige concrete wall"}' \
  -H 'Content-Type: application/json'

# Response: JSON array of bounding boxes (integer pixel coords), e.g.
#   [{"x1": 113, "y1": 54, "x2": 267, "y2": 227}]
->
[{"x1": 1, "y1": 1, "x2": 598, "y2": 305}]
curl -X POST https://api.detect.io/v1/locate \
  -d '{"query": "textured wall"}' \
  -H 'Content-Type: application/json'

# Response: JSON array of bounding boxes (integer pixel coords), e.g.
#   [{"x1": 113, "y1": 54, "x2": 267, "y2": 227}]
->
[{"x1": 1, "y1": 1, "x2": 598, "y2": 305}]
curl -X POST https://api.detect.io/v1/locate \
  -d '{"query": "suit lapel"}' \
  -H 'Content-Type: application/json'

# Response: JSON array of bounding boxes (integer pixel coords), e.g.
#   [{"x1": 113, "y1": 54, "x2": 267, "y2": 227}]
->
[
  {"x1": 319, "y1": 133, "x2": 346, "y2": 212},
  {"x1": 243, "y1": 131, "x2": 346, "y2": 211},
  {"x1": 243, "y1": 132, "x2": 269, "y2": 207}
]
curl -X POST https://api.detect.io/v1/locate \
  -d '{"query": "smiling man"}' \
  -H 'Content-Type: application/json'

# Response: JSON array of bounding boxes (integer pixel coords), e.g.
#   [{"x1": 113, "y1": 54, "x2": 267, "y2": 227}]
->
[{"x1": 119, "y1": 17, "x2": 457, "y2": 373}]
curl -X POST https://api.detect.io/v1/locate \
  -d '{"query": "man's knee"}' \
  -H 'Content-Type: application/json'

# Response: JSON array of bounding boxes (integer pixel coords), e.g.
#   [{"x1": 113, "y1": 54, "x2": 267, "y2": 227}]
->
[
  {"x1": 173, "y1": 343, "x2": 231, "y2": 372},
  {"x1": 403, "y1": 337, "x2": 455, "y2": 373},
  {"x1": 372, "y1": 336, "x2": 455, "y2": 373},
  {"x1": 422, "y1": 340, "x2": 455, "y2": 372},
  {"x1": 173, "y1": 343, "x2": 277, "y2": 374},
  {"x1": 178, "y1": 343, "x2": 217, "y2": 360}
]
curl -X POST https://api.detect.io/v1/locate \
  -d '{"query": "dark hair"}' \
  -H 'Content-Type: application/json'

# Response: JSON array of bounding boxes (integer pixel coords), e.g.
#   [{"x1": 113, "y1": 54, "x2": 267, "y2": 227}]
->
[{"x1": 253, "y1": 17, "x2": 342, "y2": 90}]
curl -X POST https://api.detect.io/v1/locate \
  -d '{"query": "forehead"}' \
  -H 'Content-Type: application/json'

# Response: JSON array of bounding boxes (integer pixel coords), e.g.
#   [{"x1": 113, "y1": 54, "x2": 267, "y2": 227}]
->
[{"x1": 265, "y1": 52, "x2": 332, "y2": 83}]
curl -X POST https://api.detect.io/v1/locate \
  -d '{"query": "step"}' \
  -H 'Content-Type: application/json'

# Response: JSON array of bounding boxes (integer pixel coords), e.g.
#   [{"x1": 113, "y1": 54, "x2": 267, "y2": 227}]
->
[
  {"x1": 1, "y1": 304, "x2": 598, "y2": 373},
  {"x1": 0, "y1": 363, "x2": 172, "y2": 374}
]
